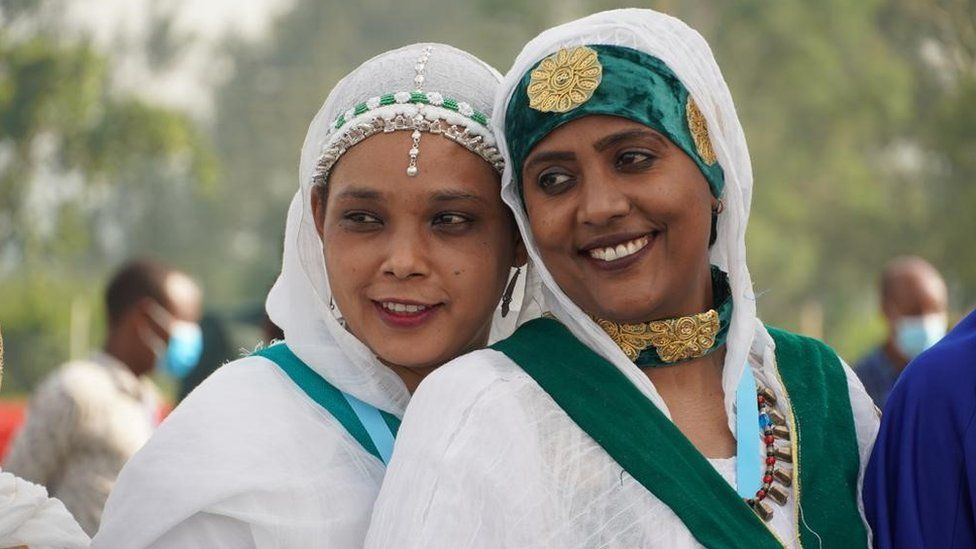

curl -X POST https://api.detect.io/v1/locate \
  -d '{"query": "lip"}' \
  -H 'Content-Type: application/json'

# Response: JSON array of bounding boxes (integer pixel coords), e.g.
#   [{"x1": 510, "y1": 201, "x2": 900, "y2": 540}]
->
[
  {"x1": 579, "y1": 231, "x2": 658, "y2": 272},
  {"x1": 372, "y1": 299, "x2": 443, "y2": 329},
  {"x1": 580, "y1": 231, "x2": 656, "y2": 252}
]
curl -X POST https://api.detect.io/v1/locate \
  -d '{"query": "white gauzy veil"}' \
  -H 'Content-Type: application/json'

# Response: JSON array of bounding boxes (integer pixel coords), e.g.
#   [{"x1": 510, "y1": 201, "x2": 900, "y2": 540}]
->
[
  {"x1": 493, "y1": 10, "x2": 759, "y2": 426},
  {"x1": 267, "y1": 43, "x2": 542, "y2": 417}
]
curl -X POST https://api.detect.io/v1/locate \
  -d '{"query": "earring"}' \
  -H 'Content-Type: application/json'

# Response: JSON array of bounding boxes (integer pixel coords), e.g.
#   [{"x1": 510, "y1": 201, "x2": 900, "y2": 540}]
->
[
  {"x1": 712, "y1": 198, "x2": 725, "y2": 215},
  {"x1": 501, "y1": 267, "x2": 521, "y2": 318}
]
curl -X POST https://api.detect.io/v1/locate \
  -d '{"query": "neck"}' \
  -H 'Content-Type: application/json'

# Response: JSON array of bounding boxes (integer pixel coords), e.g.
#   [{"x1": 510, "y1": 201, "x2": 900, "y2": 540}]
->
[
  {"x1": 644, "y1": 346, "x2": 726, "y2": 393},
  {"x1": 382, "y1": 362, "x2": 437, "y2": 394},
  {"x1": 103, "y1": 334, "x2": 146, "y2": 378},
  {"x1": 882, "y1": 339, "x2": 909, "y2": 371},
  {"x1": 645, "y1": 263, "x2": 715, "y2": 323}
]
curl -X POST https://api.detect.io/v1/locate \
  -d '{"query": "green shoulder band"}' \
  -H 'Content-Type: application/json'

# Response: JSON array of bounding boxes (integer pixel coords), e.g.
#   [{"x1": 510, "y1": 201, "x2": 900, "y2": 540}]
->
[{"x1": 505, "y1": 44, "x2": 725, "y2": 200}]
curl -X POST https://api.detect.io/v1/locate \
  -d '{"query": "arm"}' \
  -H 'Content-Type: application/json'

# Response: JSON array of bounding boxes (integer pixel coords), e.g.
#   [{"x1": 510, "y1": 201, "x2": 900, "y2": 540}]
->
[{"x1": 3, "y1": 375, "x2": 78, "y2": 488}]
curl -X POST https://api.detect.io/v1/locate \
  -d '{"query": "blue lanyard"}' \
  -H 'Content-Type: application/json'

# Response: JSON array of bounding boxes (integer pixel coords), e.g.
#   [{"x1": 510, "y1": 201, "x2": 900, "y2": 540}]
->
[
  {"x1": 342, "y1": 392, "x2": 397, "y2": 465},
  {"x1": 734, "y1": 367, "x2": 762, "y2": 497}
]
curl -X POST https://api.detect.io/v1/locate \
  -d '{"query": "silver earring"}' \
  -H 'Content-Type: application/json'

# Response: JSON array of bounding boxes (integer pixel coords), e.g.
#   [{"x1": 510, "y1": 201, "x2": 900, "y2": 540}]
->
[{"x1": 501, "y1": 267, "x2": 521, "y2": 318}]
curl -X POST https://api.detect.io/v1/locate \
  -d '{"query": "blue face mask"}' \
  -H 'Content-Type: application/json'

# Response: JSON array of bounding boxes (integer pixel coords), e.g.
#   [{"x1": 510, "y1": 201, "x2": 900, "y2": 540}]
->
[
  {"x1": 894, "y1": 314, "x2": 947, "y2": 360},
  {"x1": 142, "y1": 302, "x2": 204, "y2": 379},
  {"x1": 161, "y1": 321, "x2": 204, "y2": 379}
]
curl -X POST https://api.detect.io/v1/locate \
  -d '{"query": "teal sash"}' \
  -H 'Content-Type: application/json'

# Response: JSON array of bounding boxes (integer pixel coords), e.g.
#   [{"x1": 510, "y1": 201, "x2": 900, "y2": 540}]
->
[
  {"x1": 252, "y1": 343, "x2": 400, "y2": 464},
  {"x1": 491, "y1": 318, "x2": 867, "y2": 548}
]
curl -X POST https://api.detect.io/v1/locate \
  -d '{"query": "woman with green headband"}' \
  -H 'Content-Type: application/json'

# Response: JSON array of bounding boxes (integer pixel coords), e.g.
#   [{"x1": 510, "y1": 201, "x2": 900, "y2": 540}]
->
[{"x1": 367, "y1": 9, "x2": 879, "y2": 548}]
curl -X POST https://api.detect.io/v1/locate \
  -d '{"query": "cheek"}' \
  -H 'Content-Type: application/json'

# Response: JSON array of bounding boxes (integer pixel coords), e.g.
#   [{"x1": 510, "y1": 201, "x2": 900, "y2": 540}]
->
[
  {"x1": 527, "y1": 205, "x2": 569, "y2": 252},
  {"x1": 323, "y1": 239, "x2": 372, "y2": 298}
]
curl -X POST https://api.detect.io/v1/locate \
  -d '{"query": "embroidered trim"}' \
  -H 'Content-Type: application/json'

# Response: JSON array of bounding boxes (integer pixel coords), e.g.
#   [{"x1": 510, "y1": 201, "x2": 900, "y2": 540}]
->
[
  {"x1": 594, "y1": 309, "x2": 720, "y2": 363},
  {"x1": 332, "y1": 91, "x2": 489, "y2": 132},
  {"x1": 527, "y1": 46, "x2": 602, "y2": 113},
  {"x1": 313, "y1": 113, "x2": 505, "y2": 186},
  {"x1": 686, "y1": 96, "x2": 717, "y2": 165}
]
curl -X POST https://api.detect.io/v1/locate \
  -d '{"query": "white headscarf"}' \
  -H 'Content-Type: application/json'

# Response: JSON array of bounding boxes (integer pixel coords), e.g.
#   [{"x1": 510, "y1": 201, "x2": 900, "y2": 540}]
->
[
  {"x1": 268, "y1": 42, "x2": 542, "y2": 417},
  {"x1": 366, "y1": 14, "x2": 878, "y2": 548},
  {"x1": 94, "y1": 43, "x2": 542, "y2": 547},
  {"x1": 493, "y1": 9, "x2": 758, "y2": 425}
]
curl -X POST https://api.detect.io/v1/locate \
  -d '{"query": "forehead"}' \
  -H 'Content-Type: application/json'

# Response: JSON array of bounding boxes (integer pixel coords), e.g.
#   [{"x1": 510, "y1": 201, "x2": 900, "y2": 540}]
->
[
  {"x1": 328, "y1": 131, "x2": 500, "y2": 200},
  {"x1": 164, "y1": 273, "x2": 202, "y2": 320},
  {"x1": 531, "y1": 114, "x2": 668, "y2": 150}
]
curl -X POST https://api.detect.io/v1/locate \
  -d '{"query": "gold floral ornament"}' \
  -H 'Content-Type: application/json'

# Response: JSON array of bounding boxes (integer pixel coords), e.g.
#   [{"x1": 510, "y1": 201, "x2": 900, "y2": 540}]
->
[
  {"x1": 648, "y1": 310, "x2": 720, "y2": 363},
  {"x1": 595, "y1": 309, "x2": 720, "y2": 363},
  {"x1": 527, "y1": 46, "x2": 602, "y2": 113},
  {"x1": 686, "y1": 96, "x2": 717, "y2": 165}
]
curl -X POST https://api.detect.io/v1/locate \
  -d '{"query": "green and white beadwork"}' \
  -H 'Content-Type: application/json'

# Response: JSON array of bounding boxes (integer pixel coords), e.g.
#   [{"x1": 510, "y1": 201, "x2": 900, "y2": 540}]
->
[{"x1": 332, "y1": 90, "x2": 490, "y2": 131}]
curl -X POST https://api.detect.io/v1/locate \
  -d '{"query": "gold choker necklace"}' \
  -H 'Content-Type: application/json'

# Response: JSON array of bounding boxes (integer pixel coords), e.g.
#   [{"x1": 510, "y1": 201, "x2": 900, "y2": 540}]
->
[{"x1": 594, "y1": 309, "x2": 721, "y2": 364}]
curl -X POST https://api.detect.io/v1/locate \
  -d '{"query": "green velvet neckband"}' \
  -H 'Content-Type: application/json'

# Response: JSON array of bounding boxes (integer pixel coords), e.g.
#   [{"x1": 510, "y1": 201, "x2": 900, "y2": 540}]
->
[
  {"x1": 505, "y1": 44, "x2": 725, "y2": 201},
  {"x1": 634, "y1": 266, "x2": 733, "y2": 368}
]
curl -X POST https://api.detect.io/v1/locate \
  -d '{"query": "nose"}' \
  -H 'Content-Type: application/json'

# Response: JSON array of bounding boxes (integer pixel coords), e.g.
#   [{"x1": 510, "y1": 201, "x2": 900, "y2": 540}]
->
[
  {"x1": 381, "y1": 225, "x2": 431, "y2": 280},
  {"x1": 576, "y1": 172, "x2": 631, "y2": 227}
]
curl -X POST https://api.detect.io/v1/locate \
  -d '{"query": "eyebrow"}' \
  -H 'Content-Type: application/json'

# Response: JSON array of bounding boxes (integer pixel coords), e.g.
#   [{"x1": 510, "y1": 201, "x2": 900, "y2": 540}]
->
[
  {"x1": 334, "y1": 187, "x2": 383, "y2": 201},
  {"x1": 524, "y1": 151, "x2": 577, "y2": 171},
  {"x1": 592, "y1": 128, "x2": 668, "y2": 151},
  {"x1": 429, "y1": 189, "x2": 486, "y2": 205}
]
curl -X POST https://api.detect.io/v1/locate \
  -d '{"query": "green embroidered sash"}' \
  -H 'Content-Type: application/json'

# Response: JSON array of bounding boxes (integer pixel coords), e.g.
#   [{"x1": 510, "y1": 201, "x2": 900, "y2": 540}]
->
[
  {"x1": 252, "y1": 343, "x2": 401, "y2": 462},
  {"x1": 491, "y1": 318, "x2": 866, "y2": 548}
]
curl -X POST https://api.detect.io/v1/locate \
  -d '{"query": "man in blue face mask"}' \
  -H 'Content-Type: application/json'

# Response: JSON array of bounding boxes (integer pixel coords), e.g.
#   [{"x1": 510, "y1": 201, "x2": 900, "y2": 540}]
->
[
  {"x1": 854, "y1": 255, "x2": 948, "y2": 408},
  {"x1": 3, "y1": 259, "x2": 202, "y2": 536}
]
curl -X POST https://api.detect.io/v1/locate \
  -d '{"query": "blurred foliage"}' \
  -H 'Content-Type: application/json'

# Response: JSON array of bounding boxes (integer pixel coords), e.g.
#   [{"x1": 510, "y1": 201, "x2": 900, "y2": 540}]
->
[
  {"x1": 0, "y1": 0, "x2": 974, "y2": 395},
  {"x1": 0, "y1": 27, "x2": 218, "y2": 393}
]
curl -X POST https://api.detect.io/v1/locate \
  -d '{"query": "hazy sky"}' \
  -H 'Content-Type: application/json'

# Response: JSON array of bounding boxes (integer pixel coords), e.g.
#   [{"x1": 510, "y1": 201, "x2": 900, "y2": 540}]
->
[{"x1": 60, "y1": 0, "x2": 293, "y2": 119}]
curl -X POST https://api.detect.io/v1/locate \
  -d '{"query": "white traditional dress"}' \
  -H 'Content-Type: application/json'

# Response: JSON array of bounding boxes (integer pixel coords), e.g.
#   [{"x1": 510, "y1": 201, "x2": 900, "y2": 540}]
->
[
  {"x1": 93, "y1": 43, "x2": 538, "y2": 548},
  {"x1": 366, "y1": 10, "x2": 879, "y2": 548}
]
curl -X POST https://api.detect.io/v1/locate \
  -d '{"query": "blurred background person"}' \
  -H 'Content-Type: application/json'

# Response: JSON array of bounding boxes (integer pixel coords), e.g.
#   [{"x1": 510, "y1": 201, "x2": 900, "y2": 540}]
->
[
  {"x1": 854, "y1": 255, "x2": 948, "y2": 407},
  {"x1": 3, "y1": 259, "x2": 203, "y2": 536},
  {"x1": 0, "y1": 327, "x2": 90, "y2": 548}
]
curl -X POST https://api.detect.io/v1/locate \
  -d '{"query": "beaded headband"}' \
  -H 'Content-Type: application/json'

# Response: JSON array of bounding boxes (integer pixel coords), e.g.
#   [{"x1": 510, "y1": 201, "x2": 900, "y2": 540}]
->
[{"x1": 312, "y1": 46, "x2": 504, "y2": 187}]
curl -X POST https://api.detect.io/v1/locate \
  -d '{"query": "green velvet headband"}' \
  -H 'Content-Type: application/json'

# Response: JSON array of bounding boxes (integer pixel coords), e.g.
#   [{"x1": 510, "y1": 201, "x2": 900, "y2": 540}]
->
[{"x1": 505, "y1": 44, "x2": 725, "y2": 199}]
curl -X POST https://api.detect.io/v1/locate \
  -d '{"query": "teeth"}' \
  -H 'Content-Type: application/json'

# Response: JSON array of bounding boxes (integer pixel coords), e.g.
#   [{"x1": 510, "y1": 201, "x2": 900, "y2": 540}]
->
[
  {"x1": 587, "y1": 236, "x2": 650, "y2": 262},
  {"x1": 382, "y1": 302, "x2": 428, "y2": 314}
]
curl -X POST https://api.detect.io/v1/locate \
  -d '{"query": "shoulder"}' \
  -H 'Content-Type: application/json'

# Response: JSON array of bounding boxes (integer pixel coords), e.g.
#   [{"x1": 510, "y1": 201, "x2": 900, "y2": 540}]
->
[
  {"x1": 29, "y1": 360, "x2": 107, "y2": 409},
  {"x1": 765, "y1": 325, "x2": 840, "y2": 359},
  {"x1": 97, "y1": 354, "x2": 380, "y2": 546},
  {"x1": 400, "y1": 348, "x2": 539, "y2": 449},
  {"x1": 409, "y1": 348, "x2": 533, "y2": 421}
]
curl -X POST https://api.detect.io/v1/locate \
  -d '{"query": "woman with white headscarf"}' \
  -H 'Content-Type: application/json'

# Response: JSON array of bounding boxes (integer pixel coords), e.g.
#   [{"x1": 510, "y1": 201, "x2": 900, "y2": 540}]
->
[
  {"x1": 367, "y1": 10, "x2": 879, "y2": 548},
  {"x1": 93, "y1": 43, "x2": 538, "y2": 548}
]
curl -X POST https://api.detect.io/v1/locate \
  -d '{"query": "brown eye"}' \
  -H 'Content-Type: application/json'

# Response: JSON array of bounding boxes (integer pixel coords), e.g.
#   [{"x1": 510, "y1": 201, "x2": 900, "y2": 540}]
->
[
  {"x1": 432, "y1": 213, "x2": 470, "y2": 226},
  {"x1": 616, "y1": 150, "x2": 655, "y2": 169},
  {"x1": 345, "y1": 212, "x2": 381, "y2": 224},
  {"x1": 537, "y1": 171, "x2": 575, "y2": 195}
]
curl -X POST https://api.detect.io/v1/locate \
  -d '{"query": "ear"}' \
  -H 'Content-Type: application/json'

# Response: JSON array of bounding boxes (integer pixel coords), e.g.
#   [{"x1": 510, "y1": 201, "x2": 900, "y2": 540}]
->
[{"x1": 311, "y1": 186, "x2": 327, "y2": 239}]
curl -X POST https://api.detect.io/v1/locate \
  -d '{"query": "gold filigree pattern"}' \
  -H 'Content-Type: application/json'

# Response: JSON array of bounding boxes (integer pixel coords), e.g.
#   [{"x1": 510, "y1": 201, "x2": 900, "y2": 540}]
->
[
  {"x1": 647, "y1": 309, "x2": 720, "y2": 363},
  {"x1": 593, "y1": 318, "x2": 655, "y2": 362},
  {"x1": 528, "y1": 46, "x2": 602, "y2": 113},
  {"x1": 594, "y1": 309, "x2": 720, "y2": 363},
  {"x1": 686, "y1": 96, "x2": 717, "y2": 165}
]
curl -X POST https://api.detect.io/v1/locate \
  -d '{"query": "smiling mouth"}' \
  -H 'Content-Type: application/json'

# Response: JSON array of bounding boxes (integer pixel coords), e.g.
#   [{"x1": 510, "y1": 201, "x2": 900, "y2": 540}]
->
[
  {"x1": 378, "y1": 301, "x2": 433, "y2": 315},
  {"x1": 585, "y1": 234, "x2": 652, "y2": 262}
]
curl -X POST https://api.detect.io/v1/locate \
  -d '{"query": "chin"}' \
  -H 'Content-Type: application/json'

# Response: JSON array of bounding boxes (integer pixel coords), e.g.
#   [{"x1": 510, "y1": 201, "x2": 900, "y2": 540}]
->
[
  {"x1": 377, "y1": 349, "x2": 445, "y2": 370},
  {"x1": 586, "y1": 289, "x2": 661, "y2": 324}
]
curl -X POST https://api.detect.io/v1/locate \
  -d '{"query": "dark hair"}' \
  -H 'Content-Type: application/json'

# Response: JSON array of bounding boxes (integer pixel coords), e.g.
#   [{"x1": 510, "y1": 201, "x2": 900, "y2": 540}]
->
[{"x1": 105, "y1": 259, "x2": 175, "y2": 325}]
